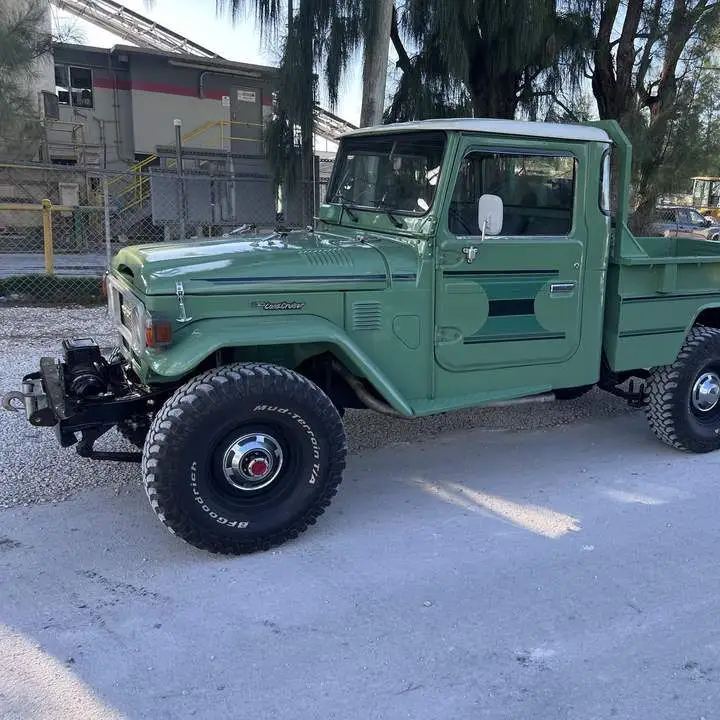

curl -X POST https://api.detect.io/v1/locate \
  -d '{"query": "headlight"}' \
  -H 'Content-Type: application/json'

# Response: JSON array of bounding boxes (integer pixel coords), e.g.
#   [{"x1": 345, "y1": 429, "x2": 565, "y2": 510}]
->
[{"x1": 128, "y1": 304, "x2": 147, "y2": 354}]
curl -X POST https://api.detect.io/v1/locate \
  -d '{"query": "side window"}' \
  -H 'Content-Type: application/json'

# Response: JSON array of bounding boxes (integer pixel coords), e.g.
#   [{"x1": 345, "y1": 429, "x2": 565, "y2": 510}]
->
[
  {"x1": 448, "y1": 150, "x2": 576, "y2": 237},
  {"x1": 70, "y1": 67, "x2": 94, "y2": 108},
  {"x1": 689, "y1": 209, "x2": 707, "y2": 226},
  {"x1": 710, "y1": 182, "x2": 720, "y2": 208},
  {"x1": 54, "y1": 65, "x2": 93, "y2": 108},
  {"x1": 55, "y1": 64, "x2": 70, "y2": 105},
  {"x1": 600, "y1": 150, "x2": 611, "y2": 216}
]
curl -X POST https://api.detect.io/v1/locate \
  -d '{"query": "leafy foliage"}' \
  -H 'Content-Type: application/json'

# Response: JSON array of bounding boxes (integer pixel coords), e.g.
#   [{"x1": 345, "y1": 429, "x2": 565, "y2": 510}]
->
[
  {"x1": 209, "y1": 0, "x2": 720, "y2": 221},
  {"x1": 0, "y1": 0, "x2": 53, "y2": 161},
  {"x1": 385, "y1": 0, "x2": 594, "y2": 121},
  {"x1": 589, "y1": 0, "x2": 720, "y2": 222}
]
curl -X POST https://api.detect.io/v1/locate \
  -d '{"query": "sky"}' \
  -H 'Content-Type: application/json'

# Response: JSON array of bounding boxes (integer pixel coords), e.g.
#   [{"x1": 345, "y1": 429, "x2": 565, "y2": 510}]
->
[{"x1": 49, "y1": 0, "x2": 365, "y2": 125}]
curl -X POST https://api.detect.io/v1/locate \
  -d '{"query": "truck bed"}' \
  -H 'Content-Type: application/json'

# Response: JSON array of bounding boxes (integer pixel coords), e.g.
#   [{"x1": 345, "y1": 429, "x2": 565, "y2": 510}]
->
[{"x1": 604, "y1": 234, "x2": 720, "y2": 372}]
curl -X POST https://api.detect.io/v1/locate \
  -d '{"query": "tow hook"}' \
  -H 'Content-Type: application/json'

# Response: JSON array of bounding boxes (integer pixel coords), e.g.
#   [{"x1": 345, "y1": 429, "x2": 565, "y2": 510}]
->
[
  {"x1": 1, "y1": 374, "x2": 53, "y2": 424},
  {"x1": 1, "y1": 391, "x2": 25, "y2": 412}
]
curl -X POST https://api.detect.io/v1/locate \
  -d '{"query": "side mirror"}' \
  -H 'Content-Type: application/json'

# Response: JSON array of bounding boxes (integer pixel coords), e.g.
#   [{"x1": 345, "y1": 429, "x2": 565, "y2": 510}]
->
[{"x1": 478, "y1": 194, "x2": 504, "y2": 239}]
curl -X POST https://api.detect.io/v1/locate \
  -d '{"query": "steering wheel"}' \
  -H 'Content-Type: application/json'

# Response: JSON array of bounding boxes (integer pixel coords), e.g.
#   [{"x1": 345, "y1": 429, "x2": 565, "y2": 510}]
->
[{"x1": 448, "y1": 205, "x2": 473, "y2": 235}]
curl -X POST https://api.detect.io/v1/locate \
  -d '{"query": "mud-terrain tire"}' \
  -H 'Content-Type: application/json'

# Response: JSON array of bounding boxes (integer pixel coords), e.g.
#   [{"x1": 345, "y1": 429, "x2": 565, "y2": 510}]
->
[
  {"x1": 117, "y1": 415, "x2": 152, "y2": 449},
  {"x1": 142, "y1": 363, "x2": 347, "y2": 554},
  {"x1": 645, "y1": 325, "x2": 720, "y2": 453}
]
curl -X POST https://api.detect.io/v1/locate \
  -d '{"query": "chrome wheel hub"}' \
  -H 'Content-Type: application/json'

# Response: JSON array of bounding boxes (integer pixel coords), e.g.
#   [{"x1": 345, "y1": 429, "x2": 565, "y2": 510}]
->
[
  {"x1": 222, "y1": 433, "x2": 283, "y2": 492},
  {"x1": 692, "y1": 372, "x2": 720, "y2": 413}
]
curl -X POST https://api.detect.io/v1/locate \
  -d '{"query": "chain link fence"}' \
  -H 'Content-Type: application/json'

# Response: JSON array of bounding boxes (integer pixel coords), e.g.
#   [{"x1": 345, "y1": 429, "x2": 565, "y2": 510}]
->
[
  {"x1": 628, "y1": 203, "x2": 720, "y2": 241},
  {"x1": 0, "y1": 161, "x2": 324, "y2": 305},
  {"x1": 642, "y1": 204, "x2": 720, "y2": 241}
]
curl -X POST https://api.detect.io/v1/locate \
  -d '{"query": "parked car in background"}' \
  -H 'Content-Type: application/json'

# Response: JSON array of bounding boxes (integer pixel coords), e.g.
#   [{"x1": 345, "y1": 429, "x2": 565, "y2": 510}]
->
[{"x1": 651, "y1": 205, "x2": 720, "y2": 241}]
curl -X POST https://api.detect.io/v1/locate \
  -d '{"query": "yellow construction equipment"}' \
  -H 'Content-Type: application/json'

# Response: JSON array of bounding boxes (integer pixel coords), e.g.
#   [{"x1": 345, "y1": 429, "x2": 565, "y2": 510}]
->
[{"x1": 692, "y1": 177, "x2": 720, "y2": 218}]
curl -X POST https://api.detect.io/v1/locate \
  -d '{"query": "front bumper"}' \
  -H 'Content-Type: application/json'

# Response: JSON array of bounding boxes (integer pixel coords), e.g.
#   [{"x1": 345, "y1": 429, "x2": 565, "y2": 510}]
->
[
  {"x1": 2, "y1": 339, "x2": 171, "y2": 460},
  {"x1": 2, "y1": 358, "x2": 74, "y2": 445}
]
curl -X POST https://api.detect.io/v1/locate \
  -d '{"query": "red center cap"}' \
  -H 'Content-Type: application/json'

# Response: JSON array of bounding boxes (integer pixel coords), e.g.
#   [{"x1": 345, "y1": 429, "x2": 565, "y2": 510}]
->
[{"x1": 249, "y1": 458, "x2": 269, "y2": 477}]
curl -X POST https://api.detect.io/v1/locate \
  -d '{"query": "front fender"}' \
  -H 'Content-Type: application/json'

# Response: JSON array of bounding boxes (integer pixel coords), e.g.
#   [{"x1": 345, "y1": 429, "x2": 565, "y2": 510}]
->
[{"x1": 144, "y1": 314, "x2": 414, "y2": 416}]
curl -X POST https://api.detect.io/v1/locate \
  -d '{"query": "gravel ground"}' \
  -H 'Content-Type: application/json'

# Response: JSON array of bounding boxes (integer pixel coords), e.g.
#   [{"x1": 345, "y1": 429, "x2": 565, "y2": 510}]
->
[{"x1": 0, "y1": 305, "x2": 634, "y2": 509}]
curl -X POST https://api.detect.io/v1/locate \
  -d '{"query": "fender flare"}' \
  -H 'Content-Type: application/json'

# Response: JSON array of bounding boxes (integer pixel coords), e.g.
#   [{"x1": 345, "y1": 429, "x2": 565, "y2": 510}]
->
[
  {"x1": 146, "y1": 314, "x2": 414, "y2": 415},
  {"x1": 690, "y1": 301, "x2": 720, "y2": 333}
]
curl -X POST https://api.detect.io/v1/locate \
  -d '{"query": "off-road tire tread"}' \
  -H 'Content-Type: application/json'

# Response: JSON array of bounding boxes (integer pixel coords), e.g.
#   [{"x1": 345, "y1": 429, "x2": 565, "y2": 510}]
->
[
  {"x1": 142, "y1": 362, "x2": 347, "y2": 554},
  {"x1": 645, "y1": 325, "x2": 720, "y2": 452}
]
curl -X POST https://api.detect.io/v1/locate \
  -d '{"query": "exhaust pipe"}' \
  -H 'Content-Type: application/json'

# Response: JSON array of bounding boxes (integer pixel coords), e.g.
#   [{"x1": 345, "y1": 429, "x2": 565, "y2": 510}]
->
[{"x1": 331, "y1": 361, "x2": 556, "y2": 417}]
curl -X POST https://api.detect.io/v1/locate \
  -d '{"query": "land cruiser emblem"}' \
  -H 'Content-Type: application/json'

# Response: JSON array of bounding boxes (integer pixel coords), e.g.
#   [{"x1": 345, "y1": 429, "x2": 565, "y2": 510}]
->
[{"x1": 253, "y1": 301, "x2": 305, "y2": 311}]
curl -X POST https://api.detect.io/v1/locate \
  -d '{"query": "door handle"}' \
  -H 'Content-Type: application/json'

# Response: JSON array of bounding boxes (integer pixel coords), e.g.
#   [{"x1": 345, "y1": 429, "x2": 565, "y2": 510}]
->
[{"x1": 550, "y1": 282, "x2": 576, "y2": 296}]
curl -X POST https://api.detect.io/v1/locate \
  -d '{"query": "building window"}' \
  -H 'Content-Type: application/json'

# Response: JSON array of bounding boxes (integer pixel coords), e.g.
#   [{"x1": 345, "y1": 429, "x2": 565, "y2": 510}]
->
[
  {"x1": 55, "y1": 65, "x2": 94, "y2": 109},
  {"x1": 448, "y1": 150, "x2": 576, "y2": 237}
]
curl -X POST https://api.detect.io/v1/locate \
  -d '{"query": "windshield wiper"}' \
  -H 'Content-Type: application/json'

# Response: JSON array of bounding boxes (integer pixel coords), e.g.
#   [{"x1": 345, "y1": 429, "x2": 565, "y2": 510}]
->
[
  {"x1": 332, "y1": 192, "x2": 359, "y2": 223},
  {"x1": 378, "y1": 203, "x2": 404, "y2": 228}
]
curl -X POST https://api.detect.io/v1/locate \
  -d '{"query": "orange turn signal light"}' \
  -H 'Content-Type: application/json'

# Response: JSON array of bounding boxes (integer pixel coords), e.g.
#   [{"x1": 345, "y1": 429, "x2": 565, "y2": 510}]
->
[{"x1": 145, "y1": 318, "x2": 173, "y2": 347}]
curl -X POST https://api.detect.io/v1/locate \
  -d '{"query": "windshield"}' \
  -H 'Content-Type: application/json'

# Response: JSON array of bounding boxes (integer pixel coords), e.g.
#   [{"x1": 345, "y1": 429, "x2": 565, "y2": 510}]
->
[{"x1": 327, "y1": 131, "x2": 446, "y2": 216}]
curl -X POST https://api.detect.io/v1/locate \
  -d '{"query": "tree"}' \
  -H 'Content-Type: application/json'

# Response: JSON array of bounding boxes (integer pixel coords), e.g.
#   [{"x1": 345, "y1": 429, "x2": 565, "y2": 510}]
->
[
  {"x1": 589, "y1": 0, "x2": 720, "y2": 223},
  {"x1": 359, "y1": 0, "x2": 393, "y2": 125},
  {"x1": 0, "y1": 0, "x2": 53, "y2": 161},
  {"x1": 214, "y1": 0, "x2": 370, "y2": 219},
  {"x1": 385, "y1": 0, "x2": 593, "y2": 122}
]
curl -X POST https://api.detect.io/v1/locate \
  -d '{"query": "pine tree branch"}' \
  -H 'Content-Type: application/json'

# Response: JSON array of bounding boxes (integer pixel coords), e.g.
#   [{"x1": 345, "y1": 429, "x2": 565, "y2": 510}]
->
[{"x1": 390, "y1": 5, "x2": 412, "y2": 74}]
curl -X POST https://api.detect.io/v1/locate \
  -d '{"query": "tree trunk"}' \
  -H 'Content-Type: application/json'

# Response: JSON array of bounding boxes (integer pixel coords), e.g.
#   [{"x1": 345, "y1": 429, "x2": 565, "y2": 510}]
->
[
  {"x1": 359, "y1": 0, "x2": 394, "y2": 127},
  {"x1": 470, "y1": 72, "x2": 519, "y2": 119}
]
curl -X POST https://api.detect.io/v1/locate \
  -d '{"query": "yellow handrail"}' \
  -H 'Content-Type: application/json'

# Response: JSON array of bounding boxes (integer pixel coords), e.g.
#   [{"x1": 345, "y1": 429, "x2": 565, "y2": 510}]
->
[{"x1": 106, "y1": 120, "x2": 219, "y2": 189}]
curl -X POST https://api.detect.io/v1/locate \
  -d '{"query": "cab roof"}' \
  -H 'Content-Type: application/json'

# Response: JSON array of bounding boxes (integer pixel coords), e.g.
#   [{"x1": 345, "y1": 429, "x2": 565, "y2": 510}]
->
[{"x1": 341, "y1": 118, "x2": 612, "y2": 144}]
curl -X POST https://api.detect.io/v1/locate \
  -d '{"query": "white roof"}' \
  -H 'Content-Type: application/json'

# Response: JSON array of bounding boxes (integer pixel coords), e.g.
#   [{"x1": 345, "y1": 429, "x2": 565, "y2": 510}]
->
[{"x1": 341, "y1": 118, "x2": 611, "y2": 143}]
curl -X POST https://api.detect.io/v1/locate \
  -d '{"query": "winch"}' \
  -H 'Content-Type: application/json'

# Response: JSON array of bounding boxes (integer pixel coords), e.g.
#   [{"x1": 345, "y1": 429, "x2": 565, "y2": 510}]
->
[{"x1": 61, "y1": 338, "x2": 109, "y2": 399}]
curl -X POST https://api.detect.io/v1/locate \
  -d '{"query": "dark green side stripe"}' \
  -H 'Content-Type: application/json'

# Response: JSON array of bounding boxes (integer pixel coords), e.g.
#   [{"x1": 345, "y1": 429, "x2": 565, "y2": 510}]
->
[
  {"x1": 623, "y1": 292, "x2": 720, "y2": 304},
  {"x1": 464, "y1": 331, "x2": 565, "y2": 345},
  {"x1": 488, "y1": 298, "x2": 535, "y2": 317},
  {"x1": 203, "y1": 273, "x2": 417, "y2": 285},
  {"x1": 619, "y1": 326, "x2": 686, "y2": 338},
  {"x1": 445, "y1": 270, "x2": 558, "y2": 279}
]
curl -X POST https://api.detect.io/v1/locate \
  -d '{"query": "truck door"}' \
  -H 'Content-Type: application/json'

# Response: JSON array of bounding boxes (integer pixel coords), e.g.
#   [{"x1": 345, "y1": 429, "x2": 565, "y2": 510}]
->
[{"x1": 435, "y1": 141, "x2": 586, "y2": 373}]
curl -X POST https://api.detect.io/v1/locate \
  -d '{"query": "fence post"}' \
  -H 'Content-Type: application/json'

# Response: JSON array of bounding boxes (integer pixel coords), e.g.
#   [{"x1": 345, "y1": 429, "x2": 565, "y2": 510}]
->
[
  {"x1": 41, "y1": 199, "x2": 54, "y2": 275},
  {"x1": 174, "y1": 118, "x2": 186, "y2": 240},
  {"x1": 103, "y1": 179, "x2": 112, "y2": 268}
]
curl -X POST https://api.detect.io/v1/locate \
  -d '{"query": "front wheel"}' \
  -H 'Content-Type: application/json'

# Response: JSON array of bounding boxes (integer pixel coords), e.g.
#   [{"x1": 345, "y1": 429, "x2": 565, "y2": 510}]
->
[
  {"x1": 645, "y1": 325, "x2": 720, "y2": 453},
  {"x1": 142, "y1": 363, "x2": 347, "y2": 554}
]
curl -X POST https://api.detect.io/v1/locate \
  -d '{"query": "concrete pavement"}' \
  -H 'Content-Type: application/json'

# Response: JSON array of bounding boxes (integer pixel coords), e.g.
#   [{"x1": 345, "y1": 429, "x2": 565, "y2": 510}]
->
[{"x1": 2, "y1": 412, "x2": 720, "y2": 719}]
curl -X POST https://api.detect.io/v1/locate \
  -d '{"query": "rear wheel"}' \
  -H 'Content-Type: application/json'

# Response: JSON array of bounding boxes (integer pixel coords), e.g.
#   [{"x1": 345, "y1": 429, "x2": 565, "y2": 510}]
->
[
  {"x1": 645, "y1": 325, "x2": 720, "y2": 453},
  {"x1": 142, "y1": 363, "x2": 347, "y2": 554}
]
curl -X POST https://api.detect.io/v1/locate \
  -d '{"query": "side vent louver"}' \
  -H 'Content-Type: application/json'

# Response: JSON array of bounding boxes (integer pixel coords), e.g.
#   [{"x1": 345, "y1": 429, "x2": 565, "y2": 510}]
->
[
  {"x1": 302, "y1": 249, "x2": 353, "y2": 267},
  {"x1": 352, "y1": 301, "x2": 383, "y2": 331}
]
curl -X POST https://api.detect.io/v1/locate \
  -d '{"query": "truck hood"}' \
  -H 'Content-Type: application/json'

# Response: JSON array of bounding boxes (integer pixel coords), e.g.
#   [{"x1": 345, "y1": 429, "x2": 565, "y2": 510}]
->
[{"x1": 110, "y1": 229, "x2": 419, "y2": 296}]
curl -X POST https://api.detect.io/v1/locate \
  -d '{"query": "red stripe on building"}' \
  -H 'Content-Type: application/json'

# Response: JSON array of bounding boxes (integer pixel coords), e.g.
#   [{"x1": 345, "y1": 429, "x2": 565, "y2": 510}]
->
[{"x1": 94, "y1": 77, "x2": 272, "y2": 104}]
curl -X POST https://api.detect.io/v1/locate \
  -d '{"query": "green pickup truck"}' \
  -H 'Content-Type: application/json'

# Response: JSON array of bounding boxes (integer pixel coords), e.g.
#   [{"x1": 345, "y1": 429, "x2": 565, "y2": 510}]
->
[{"x1": 5, "y1": 118, "x2": 720, "y2": 555}]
